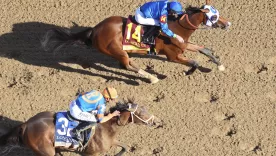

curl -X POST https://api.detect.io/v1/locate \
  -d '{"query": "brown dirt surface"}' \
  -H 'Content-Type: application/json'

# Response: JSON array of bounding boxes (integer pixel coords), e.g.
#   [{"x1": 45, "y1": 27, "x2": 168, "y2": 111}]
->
[{"x1": 0, "y1": 0, "x2": 275, "y2": 156}]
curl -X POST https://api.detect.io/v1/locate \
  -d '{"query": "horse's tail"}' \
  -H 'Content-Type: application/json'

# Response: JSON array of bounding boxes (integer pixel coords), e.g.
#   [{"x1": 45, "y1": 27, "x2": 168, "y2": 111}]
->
[
  {"x1": 0, "y1": 124, "x2": 25, "y2": 147},
  {"x1": 41, "y1": 27, "x2": 94, "y2": 52}
]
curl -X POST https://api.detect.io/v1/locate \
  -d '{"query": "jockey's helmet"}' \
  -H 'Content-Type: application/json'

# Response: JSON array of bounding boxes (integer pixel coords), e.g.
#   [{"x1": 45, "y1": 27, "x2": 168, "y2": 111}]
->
[
  {"x1": 102, "y1": 87, "x2": 118, "y2": 99},
  {"x1": 168, "y1": 1, "x2": 183, "y2": 15}
]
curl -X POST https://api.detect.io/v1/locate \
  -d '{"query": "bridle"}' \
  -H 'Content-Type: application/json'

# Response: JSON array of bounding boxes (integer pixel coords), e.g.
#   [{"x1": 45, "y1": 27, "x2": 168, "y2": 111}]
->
[
  {"x1": 178, "y1": 12, "x2": 218, "y2": 30},
  {"x1": 179, "y1": 14, "x2": 199, "y2": 30},
  {"x1": 117, "y1": 104, "x2": 155, "y2": 126},
  {"x1": 130, "y1": 104, "x2": 155, "y2": 125}
]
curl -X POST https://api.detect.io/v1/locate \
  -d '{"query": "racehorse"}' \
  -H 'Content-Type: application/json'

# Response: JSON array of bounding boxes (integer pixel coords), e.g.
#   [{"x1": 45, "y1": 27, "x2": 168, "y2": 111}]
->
[
  {"x1": 42, "y1": 1, "x2": 231, "y2": 84},
  {"x1": 0, "y1": 100, "x2": 162, "y2": 156}
]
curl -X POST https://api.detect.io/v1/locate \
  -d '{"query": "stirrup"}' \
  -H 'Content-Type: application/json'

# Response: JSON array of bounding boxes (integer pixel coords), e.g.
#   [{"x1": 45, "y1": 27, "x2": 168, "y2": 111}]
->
[{"x1": 77, "y1": 141, "x2": 84, "y2": 151}]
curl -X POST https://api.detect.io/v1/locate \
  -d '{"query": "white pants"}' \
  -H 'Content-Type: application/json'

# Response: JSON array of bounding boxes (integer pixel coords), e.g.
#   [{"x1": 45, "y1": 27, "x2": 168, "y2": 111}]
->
[
  {"x1": 69, "y1": 101, "x2": 97, "y2": 122},
  {"x1": 135, "y1": 8, "x2": 160, "y2": 26}
]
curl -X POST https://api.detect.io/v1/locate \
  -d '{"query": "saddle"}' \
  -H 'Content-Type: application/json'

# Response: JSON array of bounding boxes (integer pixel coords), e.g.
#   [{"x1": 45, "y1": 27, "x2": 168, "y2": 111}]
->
[{"x1": 54, "y1": 112, "x2": 96, "y2": 151}]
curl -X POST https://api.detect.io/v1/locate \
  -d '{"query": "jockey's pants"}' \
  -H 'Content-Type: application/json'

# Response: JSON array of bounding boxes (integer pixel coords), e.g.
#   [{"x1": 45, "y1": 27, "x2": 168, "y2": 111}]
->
[
  {"x1": 135, "y1": 8, "x2": 160, "y2": 26},
  {"x1": 69, "y1": 101, "x2": 97, "y2": 122}
]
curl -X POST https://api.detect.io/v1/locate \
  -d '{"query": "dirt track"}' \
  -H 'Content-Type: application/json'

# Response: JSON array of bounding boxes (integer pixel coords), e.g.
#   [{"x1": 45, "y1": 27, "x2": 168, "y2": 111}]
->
[{"x1": 0, "y1": 0, "x2": 275, "y2": 156}]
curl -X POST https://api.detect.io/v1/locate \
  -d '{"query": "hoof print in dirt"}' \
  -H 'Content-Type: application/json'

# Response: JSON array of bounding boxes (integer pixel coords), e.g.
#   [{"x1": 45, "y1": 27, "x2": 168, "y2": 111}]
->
[
  {"x1": 146, "y1": 65, "x2": 154, "y2": 71},
  {"x1": 129, "y1": 145, "x2": 137, "y2": 153},
  {"x1": 153, "y1": 147, "x2": 163, "y2": 155},
  {"x1": 210, "y1": 94, "x2": 219, "y2": 103},
  {"x1": 226, "y1": 127, "x2": 237, "y2": 137},
  {"x1": 153, "y1": 93, "x2": 165, "y2": 102},
  {"x1": 252, "y1": 144, "x2": 262, "y2": 154},
  {"x1": 257, "y1": 64, "x2": 268, "y2": 74},
  {"x1": 8, "y1": 78, "x2": 17, "y2": 88},
  {"x1": 223, "y1": 113, "x2": 235, "y2": 121}
]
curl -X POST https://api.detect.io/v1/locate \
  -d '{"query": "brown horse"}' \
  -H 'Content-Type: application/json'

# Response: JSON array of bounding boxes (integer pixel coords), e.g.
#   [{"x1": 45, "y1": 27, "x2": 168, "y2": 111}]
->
[
  {"x1": 42, "y1": 2, "x2": 230, "y2": 84},
  {"x1": 0, "y1": 101, "x2": 162, "y2": 156}
]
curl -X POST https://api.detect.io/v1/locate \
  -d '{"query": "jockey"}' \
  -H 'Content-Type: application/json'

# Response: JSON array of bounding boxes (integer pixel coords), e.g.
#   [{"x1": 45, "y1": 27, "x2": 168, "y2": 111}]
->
[
  {"x1": 69, "y1": 87, "x2": 120, "y2": 141},
  {"x1": 135, "y1": 0, "x2": 185, "y2": 45}
]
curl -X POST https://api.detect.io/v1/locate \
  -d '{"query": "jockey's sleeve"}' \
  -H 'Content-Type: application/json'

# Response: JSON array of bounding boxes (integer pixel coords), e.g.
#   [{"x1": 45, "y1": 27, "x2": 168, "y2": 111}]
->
[
  {"x1": 96, "y1": 103, "x2": 106, "y2": 122},
  {"x1": 97, "y1": 103, "x2": 106, "y2": 115},
  {"x1": 159, "y1": 3, "x2": 174, "y2": 37}
]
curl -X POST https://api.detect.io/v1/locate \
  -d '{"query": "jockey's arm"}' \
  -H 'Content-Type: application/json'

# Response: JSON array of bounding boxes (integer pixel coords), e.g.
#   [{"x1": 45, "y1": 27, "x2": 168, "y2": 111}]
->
[
  {"x1": 159, "y1": 6, "x2": 176, "y2": 38},
  {"x1": 96, "y1": 103, "x2": 120, "y2": 123},
  {"x1": 97, "y1": 113, "x2": 115, "y2": 123},
  {"x1": 160, "y1": 22, "x2": 175, "y2": 38}
]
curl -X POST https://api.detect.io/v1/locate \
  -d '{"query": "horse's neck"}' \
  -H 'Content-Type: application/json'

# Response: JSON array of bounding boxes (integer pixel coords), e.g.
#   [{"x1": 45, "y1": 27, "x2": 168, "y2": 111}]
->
[
  {"x1": 186, "y1": 12, "x2": 205, "y2": 28},
  {"x1": 99, "y1": 111, "x2": 131, "y2": 134},
  {"x1": 174, "y1": 12, "x2": 204, "y2": 39}
]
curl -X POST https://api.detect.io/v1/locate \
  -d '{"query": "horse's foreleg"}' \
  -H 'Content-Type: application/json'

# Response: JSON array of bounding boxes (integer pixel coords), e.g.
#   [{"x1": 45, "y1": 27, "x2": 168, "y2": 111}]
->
[
  {"x1": 129, "y1": 59, "x2": 159, "y2": 84},
  {"x1": 187, "y1": 44, "x2": 225, "y2": 71},
  {"x1": 54, "y1": 149, "x2": 63, "y2": 156},
  {"x1": 117, "y1": 54, "x2": 159, "y2": 83},
  {"x1": 113, "y1": 140, "x2": 128, "y2": 156},
  {"x1": 174, "y1": 54, "x2": 199, "y2": 75}
]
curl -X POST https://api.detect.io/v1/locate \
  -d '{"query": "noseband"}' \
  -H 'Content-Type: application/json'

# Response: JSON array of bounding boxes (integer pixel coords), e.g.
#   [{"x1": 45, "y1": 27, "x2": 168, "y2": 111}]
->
[
  {"x1": 117, "y1": 105, "x2": 155, "y2": 126},
  {"x1": 130, "y1": 105, "x2": 155, "y2": 125}
]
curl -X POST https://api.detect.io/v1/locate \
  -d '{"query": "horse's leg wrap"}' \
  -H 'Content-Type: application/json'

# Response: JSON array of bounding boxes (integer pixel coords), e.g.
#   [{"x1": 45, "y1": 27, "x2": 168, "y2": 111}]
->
[
  {"x1": 138, "y1": 69, "x2": 159, "y2": 84},
  {"x1": 199, "y1": 48, "x2": 221, "y2": 65}
]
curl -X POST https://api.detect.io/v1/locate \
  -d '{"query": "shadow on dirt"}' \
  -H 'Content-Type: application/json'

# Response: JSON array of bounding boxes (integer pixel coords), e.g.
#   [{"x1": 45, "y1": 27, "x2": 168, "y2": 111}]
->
[{"x1": 0, "y1": 22, "x2": 155, "y2": 86}]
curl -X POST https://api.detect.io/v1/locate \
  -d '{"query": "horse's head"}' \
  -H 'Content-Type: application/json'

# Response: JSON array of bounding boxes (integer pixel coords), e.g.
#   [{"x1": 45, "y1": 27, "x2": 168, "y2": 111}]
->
[
  {"x1": 127, "y1": 103, "x2": 162, "y2": 128},
  {"x1": 111, "y1": 100, "x2": 163, "y2": 128},
  {"x1": 183, "y1": 4, "x2": 231, "y2": 30},
  {"x1": 203, "y1": 0, "x2": 231, "y2": 29}
]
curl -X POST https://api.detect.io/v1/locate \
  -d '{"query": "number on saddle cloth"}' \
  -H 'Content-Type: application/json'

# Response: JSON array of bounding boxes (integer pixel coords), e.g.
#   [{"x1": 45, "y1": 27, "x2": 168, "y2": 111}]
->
[
  {"x1": 123, "y1": 15, "x2": 159, "y2": 49},
  {"x1": 54, "y1": 112, "x2": 94, "y2": 149}
]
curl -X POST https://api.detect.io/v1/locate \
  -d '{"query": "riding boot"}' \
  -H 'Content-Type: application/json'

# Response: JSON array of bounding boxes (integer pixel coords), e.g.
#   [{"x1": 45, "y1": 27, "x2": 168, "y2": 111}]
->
[
  {"x1": 147, "y1": 45, "x2": 156, "y2": 55},
  {"x1": 142, "y1": 26, "x2": 157, "y2": 45},
  {"x1": 72, "y1": 121, "x2": 97, "y2": 142}
]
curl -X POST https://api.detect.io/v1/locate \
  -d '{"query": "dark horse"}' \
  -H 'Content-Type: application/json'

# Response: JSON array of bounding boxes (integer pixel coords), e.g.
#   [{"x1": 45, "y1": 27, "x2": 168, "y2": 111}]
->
[
  {"x1": 0, "y1": 101, "x2": 162, "y2": 156},
  {"x1": 42, "y1": 1, "x2": 230, "y2": 83}
]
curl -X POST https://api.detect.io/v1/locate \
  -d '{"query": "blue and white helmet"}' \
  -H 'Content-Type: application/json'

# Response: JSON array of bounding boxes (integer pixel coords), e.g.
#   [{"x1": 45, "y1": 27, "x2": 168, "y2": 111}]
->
[
  {"x1": 76, "y1": 90, "x2": 103, "y2": 106},
  {"x1": 204, "y1": 5, "x2": 220, "y2": 27},
  {"x1": 168, "y1": 1, "x2": 183, "y2": 15}
]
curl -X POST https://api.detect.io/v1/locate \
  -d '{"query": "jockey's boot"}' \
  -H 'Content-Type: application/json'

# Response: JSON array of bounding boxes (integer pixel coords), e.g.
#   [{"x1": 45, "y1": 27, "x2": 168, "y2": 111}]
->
[
  {"x1": 142, "y1": 26, "x2": 157, "y2": 45},
  {"x1": 72, "y1": 121, "x2": 97, "y2": 142},
  {"x1": 147, "y1": 45, "x2": 156, "y2": 55}
]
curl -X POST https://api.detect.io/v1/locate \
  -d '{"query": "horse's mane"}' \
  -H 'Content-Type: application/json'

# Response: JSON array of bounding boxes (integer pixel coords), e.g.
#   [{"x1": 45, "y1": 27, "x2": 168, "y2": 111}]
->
[
  {"x1": 172, "y1": 5, "x2": 203, "y2": 21},
  {"x1": 109, "y1": 98, "x2": 137, "y2": 113},
  {"x1": 185, "y1": 5, "x2": 203, "y2": 15}
]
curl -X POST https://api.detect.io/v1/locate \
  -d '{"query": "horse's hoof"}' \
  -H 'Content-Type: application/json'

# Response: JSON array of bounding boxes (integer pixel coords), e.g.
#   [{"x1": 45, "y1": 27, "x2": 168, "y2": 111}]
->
[
  {"x1": 183, "y1": 72, "x2": 186, "y2": 76},
  {"x1": 150, "y1": 77, "x2": 159, "y2": 84},
  {"x1": 218, "y1": 65, "x2": 225, "y2": 71}
]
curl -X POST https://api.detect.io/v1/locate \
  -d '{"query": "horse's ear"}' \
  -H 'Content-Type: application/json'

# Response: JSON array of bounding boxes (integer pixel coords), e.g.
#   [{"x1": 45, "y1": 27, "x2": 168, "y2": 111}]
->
[{"x1": 200, "y1": 9, "x2": 210, "y2": 13}]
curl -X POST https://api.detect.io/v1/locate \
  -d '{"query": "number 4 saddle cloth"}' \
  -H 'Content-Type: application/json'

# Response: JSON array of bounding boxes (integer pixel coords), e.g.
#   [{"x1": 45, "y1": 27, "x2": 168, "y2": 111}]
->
[
  {"x1": 122, "y1": 15, "x2": 159, "y2": 51},
  {"x1": 54, "y1": 112, "x2": 95, "y2": 150}
]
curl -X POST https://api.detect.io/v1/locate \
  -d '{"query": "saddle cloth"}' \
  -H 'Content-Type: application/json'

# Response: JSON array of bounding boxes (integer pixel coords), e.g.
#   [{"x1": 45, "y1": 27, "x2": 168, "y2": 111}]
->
[
  {"x1": 122, "y1": 15, "x2": 151, "y2": 51},
  {"x1": 54, "y1": 111, "x2": 95, "y2": 150}
]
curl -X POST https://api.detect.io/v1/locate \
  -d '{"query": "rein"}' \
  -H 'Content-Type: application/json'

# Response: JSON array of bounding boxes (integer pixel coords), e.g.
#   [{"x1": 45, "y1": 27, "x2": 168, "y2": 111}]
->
[
  {"x1": 179, "y1": 14, "x2": 198, "y2": 30},
  {"x1": 178, "y1": 13, "x2": 212, "y2": 30},
  {"x1": 130, "y1": 105, "x2": 155, "y2": 125},
  {"x1": 117, "y1": 105, "x2": 154, "y2": 126}
]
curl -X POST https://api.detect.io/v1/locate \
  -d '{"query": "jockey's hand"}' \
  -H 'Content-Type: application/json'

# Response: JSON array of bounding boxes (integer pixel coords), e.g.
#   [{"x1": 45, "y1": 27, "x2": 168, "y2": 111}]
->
[
  {"x1": 175, "y1": 35, "x2": 184, "y2": 43},
  {"x1": 112, "y1": 110, "x2": 120, "y2": 117}
]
